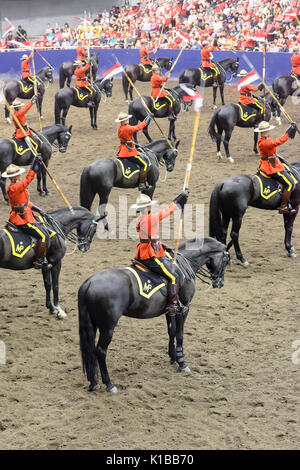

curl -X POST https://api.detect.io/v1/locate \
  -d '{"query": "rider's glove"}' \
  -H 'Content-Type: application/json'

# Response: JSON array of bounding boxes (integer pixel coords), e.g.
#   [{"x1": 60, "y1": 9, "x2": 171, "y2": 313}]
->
[
  {"x1": 30, "y1": 154, "x2": 43, "y2": 173},
  {"x1": 286, "y1": 122, "x2": 297, "y2": 139},
  {"x1": 173, "y1": 190, "x2": 189, "y2": 211},
  {"x1": 144, "y1": 113, "x2": 154, "y2": 125},
  {"x1": 31, "y1": 95, "x2": 38, "y2": 104}
]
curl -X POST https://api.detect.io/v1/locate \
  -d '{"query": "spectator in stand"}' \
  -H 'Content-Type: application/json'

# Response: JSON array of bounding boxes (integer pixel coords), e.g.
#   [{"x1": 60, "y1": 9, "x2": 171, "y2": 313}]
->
[{"x1": 16, "y1": 25, "x2": 27, "y2": 42}]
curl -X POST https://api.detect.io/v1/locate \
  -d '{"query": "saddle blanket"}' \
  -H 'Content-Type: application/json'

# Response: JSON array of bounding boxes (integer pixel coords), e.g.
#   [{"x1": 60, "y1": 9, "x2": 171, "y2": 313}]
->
[
  {"x1": 237, "y1": 103, "x2": 262, "y2": 121},
  {"x1": 18, "y1": 77, "x2": 36, "y2": 94},
  {"x1": 256, "y1": 163, "x2": 298, "y2": 200},
  {"x1": 74, "y1": 85, "x2": 96, "y2": 101},
  {"x1": 139, "y1": 64, "x2": 153, "y2": 73},
  {"x1": 11, "y1": 134, "x2": 43, "y2": 157},
  {"x1": 117, "y1": 158, "x2": 140, "y2": 179},
  {"x1": 198, "y1": 66, "x2": 219, "y2": 80},
  {"x1": 2, "y1": 217, "x2": 56, "y2": 259},
  {"x1": 151, "y1": 93, "x2": 174, "y2": 111},
  {"x1": 125, "y1": 265, "x2": 167, "y2": 298}
]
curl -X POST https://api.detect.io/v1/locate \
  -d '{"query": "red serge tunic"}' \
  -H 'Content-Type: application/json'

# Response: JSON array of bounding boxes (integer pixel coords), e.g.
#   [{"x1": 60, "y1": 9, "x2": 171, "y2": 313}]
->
[
  {"x1": 21, "y1": 54, "x2": 33, "y2": 79},
  {"x1": 118, "y1": 122, "x2": 147, "y2": 158},
  {"x1": 12, "y1": 101, "x2": 34, "y2": 139},
  {"x1": 74, "y1": 63, "x2": 90, "y2": 87},
  {"x1": 258, "y1": 134, "x2": 289, "y2": 174},
  {"x1": 201, "y1": 46, "x2": 215, "y2": 67},
  {"x1": 291, "y1": 53, "x2": 300, "y2": 75},
  {"x1": 135, "y1": 203, "x2": 177, "y2": 260},
  {"x1": 139, "y1": 46, "x2": 154, "y2": 65},
  {"x1": 239, "y1": 84, "x2": 259, "y2": 105},
  {"x1": 151, "y1": 73, "x2": 168, "y2": 98},
  {"x1": 7, "y1": 169, "x2": 36, "y2": 225},
  {"x1": 76, "y1": 46, "x2": 87, "y2": 61}
]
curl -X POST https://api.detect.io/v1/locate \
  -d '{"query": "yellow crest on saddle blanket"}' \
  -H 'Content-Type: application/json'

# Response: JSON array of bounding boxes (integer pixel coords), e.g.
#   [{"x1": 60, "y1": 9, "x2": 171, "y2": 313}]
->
[
  {"x1": 151, "y1": 93, "x2": 174, "y2": 111},
  {"x1": 291, "y1": 73, "x2": 300, "y2": 87},
  {"x1": 255, "y1": 174, "x2": 282, "y2": 199},
  {"x1": 125, "y1": 266, "x2": 166, "y2": 298},
  {"x1": 117, "y1": 155, "x2": 151, "y2": 179},
  {"x1": 18, "y1": 77, "x2": 35, "y2": 94},
  {"x1": 139, "y1": 64, "x2": 153, "y2": 74},
  {"x1": 237, "y1": 104, "x2": 258, "y2": 121},
  {"x1": 198, "y1": 66, "x2": 219, "y2": 80},
  {"x1": 74, "y1": 85, "x2": 96, "y2": 101},
  {"x1": 11, "y1": 135, "x2": 42, "y2": 156}
]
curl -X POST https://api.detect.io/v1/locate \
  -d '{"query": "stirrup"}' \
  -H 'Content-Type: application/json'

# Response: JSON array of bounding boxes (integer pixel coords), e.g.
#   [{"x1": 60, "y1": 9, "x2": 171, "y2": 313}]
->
[
  {"x1": 33, "y1": 258, "x2": 52, "y2": 270},
  {"x1": 278, "y1": 206, "x2": 296, "y2": 215},
  {"x1": 138, "y1": 182, "x2": 151, "y2": 191}
]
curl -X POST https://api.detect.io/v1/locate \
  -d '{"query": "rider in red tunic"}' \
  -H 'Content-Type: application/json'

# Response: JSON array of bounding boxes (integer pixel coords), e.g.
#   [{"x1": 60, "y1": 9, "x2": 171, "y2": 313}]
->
[
  {"x1": 116, "y1": 111, "x2": 152, "y2": 190},
  {"x1": 131, "y1": 190, "x2": 189, "y2": 315},
  {"x1": 290, "y1": 47, "x2": 300, "y2": 78},
  {"x1": 256, "y1": 121, "x2": 297, "y2": 214},
  {"x1": 139, "y1": 38, "x2": 156, "y2": 70},
  {"x1": 76, "y1": 40, "x2": 88, "y2": 63},
  {"x1": 201, "y1": 39, "x2": 218, "y2": 86},
  {"x1": 3, "y1": 157, "x2": 51, "y2": 269},
  {"x1": 74, "y1": 60, "x2": 94, "y2": 106},
  {"x1": 20, "y1": 53, "x2": 34, "y2": 87},
  {"x1": 150, "y1": 64, "x2": 174, "y2": 112},
  {"x1": 239, "y1": 84, "x2": 263, "y2": 114}
]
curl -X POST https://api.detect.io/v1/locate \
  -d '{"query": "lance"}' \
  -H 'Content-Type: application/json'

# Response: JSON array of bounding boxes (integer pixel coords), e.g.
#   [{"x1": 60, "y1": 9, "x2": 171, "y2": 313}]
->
[
  {"x1": 262, "y1": 40, "x2": 266, "y2": 118},
  {"x1": 155, "y1": 43, "x2": 186, "y2": 103},
  {"x1": 173, "y1": 95, "x2": 203, "y2": 262},
  {"x1": 5, "y1": 98, "x2": 74, "y2": 213},
  {"x1": 31, "y1": 47, "x2": 42, "y2": 130},
  {"x1": 120, "y1": 64, "x2": 174, "y2": 149},
  {"x1": 242, "y1": 53, "x2": 300, "y2": 134}
]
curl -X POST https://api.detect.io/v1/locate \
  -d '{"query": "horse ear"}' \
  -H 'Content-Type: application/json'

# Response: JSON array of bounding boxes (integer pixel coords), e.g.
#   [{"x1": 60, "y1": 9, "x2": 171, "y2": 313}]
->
[{"x1": 68, "y1": 125, "x2": 72, "y2": 133}]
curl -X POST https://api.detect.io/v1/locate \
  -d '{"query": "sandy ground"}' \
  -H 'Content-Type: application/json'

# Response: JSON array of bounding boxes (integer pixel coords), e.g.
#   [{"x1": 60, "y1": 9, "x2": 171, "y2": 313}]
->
[{"x1": 0, "y1": 78, "x2": 299, "y2": 450}]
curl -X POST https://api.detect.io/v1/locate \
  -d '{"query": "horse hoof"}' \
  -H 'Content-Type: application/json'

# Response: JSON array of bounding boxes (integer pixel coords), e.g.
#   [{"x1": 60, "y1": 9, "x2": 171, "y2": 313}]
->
[
  {"x1": 227, "y1": 157, "x2": 234, "y2": 163},
  {"x1": 239, "y1": 260, "x2": 249, "y2": 267},
  {"x1": 41, "y1": 116, "x2": 44, "y2": 120},
  {"x1": 217, "y1": 151, "x2": 223, "y2": 161},
  {"x1": 125, "y1": 99, "x2": 129, "y2": 103},
  {"x1": 212, "y1": 105, "x2": 217, "y2": 110},
  {"x1": 107, "y1": 384, "x2": 118, "y2": 394},
  {"x1": 288, "y1": 249, "x2": 297, "y2": 258},
  {"x1": 6, "y1": 118, "x2": 12, "y2": 125},
  {"x1": 54, "y1": 305, "x2": 67, "y2": 320},
  {"x1": 254, "y1": 149, "x2": 259, "y2": 154},
  {"x1": 89, "y1": 383, "x2": 99, "y2": 392},
  {"x1": 39, "y1": 191, "x2": 46, "y2": 197},
  {"x1": 179, "y1": 366, "x2": 191, "y2": 374}
]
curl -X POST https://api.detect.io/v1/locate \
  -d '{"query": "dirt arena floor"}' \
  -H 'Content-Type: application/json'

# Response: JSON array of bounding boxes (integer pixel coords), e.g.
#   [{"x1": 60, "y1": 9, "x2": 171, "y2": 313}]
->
[{"x1": 0, "y1": 78, "x2": 299, "y2": 450}]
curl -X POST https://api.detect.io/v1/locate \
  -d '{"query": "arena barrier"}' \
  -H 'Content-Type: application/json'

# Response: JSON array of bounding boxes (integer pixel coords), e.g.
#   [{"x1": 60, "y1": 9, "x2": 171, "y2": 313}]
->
[{"x1": 0, "y1": 48, "x2": 294, "y2": 85}]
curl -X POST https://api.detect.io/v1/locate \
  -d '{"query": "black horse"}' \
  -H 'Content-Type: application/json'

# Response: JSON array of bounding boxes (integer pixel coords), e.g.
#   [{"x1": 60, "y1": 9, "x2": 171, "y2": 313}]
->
[
  {"x1": 78, "y1": 237, "x2": 230, "y2": 392},
  {"x1": 80, "y1": 138, "x2": 180, "y2": 231},
  {"x1": 54, "y1": 77, "x2": 113, "y2": 129},
  {"x1": 3, "y1": 66, "x2": 54, "y2": 122},
  {"x1": 179, "y1": 57, "x2": 239, "y2": 108},
  {"x1": 0, "y1": 206, "x2": 100, "y2": 319},
  {"x1": 208, "y1": 94, "x2": 277, "y2": 162},
  {"x1": 209, "y1": 163, "x2": 300, "y2": 265},
  {"x1": 128, "y1": 85, "x2": 189, "y2": 142},
  {"x1": 272, "y1": 75, "x2": 300, "y2": 124},
  {"x1": 59, "y1": 53, "x2": 99, "y2": 88},
  {"x1": 122, "y1": 57, "x2": 173, "y2": 102},
  {"x1": 0, "y1": 124, "x2": 72, "y2": 200}
]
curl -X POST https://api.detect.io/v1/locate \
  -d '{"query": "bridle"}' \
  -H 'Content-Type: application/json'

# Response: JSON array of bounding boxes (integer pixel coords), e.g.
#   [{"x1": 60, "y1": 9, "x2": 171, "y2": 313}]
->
[{"x1": 185, "y1": 250, "x2": 230, "y2": 286}]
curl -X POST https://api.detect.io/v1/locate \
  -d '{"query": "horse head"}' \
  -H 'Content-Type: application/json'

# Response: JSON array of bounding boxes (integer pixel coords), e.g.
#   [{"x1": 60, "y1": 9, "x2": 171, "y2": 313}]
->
[
  {"x1": 45, "y1": 67, "x2": 54, "y2": 83},
  {"x1": 102, "y1": 78, "x2": 113, "y2": 98},
  {"x1": 163, "y1": 139, "x2": 180, "y2": 172},
  {"x1": 205, "y1": 243, "x2": 230, "y2": 289},
  {"x1": 77, "y1": 212, "x2": 101, "y2": 253},
  {"x1": 57, "y1": 125, "x2": 72, "y2": 153},
  {"x1": 230, "y1": 57, "x2": 239, "y2": 77}
]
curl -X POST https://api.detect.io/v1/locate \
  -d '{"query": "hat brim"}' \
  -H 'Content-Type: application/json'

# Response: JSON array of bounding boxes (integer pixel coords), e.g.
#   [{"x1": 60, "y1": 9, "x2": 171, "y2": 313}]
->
[
  {"x1": 11, "y1": 102, "x2": 25, "y2": 108},
  {"x1": 115, "y1": 114, "x2": 132, "y2": 123},
  {"x1": 131, "y1": 200, "x2": 158, "y2": 209},
  {"x1": 2, "y1": 167, "x2": 25, "y2": 178},
  {"x1": 254, "y1": 125, "x2": 275, "y2": 132}
]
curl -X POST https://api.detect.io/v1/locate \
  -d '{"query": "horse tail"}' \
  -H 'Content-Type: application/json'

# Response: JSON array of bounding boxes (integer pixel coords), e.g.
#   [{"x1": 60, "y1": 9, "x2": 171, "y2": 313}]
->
[
  {"x1": 122, "y1": 72, "x2": 129, "y2": 100},
  {"x1": 54, "y1": 96, "x2": 61, "y2": 125},
  {"x1": 208, "y1": 110, "x2": 220, "y2": 142},
  {"x1": 59, "y1": 66, "x2": 65, "y2": 89},
  {"x1": 80, "y1": 166, "x2": 94, "y2": 210},
  {"x1": 78, "y1": 279, "x2": 98, "y2": 386},
  {"x1": 209, "y1": 183, "x2": 224, "y2": 241}
]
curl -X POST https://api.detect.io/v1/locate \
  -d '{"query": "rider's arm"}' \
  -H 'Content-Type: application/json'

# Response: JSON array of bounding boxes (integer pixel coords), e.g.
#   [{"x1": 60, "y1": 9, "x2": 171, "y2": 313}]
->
[
  {"x1": 16, "y1": 101, "x2": 33, "y2": 118},
  {"x1": 128, "y1": 121, "x2": 148, "y2": 133},
  {"x1": 266, "y1": 134, "x2": 289, "y2": 149},
  {"x1": 156, "y1": 203, "x2": 177, "y2": 223},
  {"x1": 23, "y1": 54, "x2": 33, "y2": 67},
  {"x1": 7, "y1": 170, "x2": 36, "y2": 194}
]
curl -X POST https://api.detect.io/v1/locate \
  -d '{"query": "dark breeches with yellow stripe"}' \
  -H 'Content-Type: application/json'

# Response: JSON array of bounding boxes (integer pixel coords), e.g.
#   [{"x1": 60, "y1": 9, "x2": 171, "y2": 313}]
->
[
  {"x1": 139, "y1": 256, "x2": 179, "y2": 285},
  {"x1": 271, "y1": 170, "x2": 297, "y2": 192},
  {"x1": 17, "y1": 222, "x2": 50, "y2": 244},
  {"x1": 126, "y1": 154, "x2": 148, "y2": 171}
]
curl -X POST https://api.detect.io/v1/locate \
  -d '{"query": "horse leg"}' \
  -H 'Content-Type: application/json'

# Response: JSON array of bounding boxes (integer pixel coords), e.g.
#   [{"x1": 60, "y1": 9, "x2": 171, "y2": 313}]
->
[
  {"x1": 221, "y1": 214, "x2": 230, "y2": 245},
  {"x1": 283, "y1": 208, "x2": 298, "y2": 258},
  {"x1": 61, "y1": 108, "x2": 68, "y2": 126},
  {"x1": 230, "y1": 214, "x2": 248, "y2": 265},
  {"x1": 0, "y1": 177, "x2": 8, "y2": 202},
  {"x1": 129, "y1": 85, "x2": 133, "y2": 102},
  {"x1": 4, "y1": 106, "x2": 11, "y2": 124},
  {"x1": 41, "y1": 164, "x2": 49, "y2": 195},
  {"x1": 220, "y1": 85, "x2": 225, "y2": 106},
  {"x1": 98, "y1": 188, "x2": 112, "y2": 232},
  {"x1": 95, "y1": 327, "x2": 117, "y2": 393},
  {"x1": 253, "y1": 129, "x2": 259, "y2": 154},
  {"x1": 51, "y1": 261, "x2": 66, "y2": 319},
  {"x1": 93, "y1": 106, "x2": 98, "y2": 130},
  {"x1": 165, "y1": 313, "x2": 176, "y2": 364},
  {"x1": 168, "y1": 119, "x2": 175, "y2": 141},
  {"x1": 36, "y1": 168, "x2": 44, "y2": 196},
  {"x1": 143, "y1": 126, "x2": 152, "y2": 143},
  {"x1": 67, "y1": 77, "x2": 71, "y2": 87},
  {"x1": 42, "y1": 268, "x2": 55, "y2": 315},
  {"x1": 175, "y1": 309, "x2": 190, "y2": 373},
  {"x1": 213, "y1": 86, "x2": 217, "y2": 109},
  {"x1": 223, "y1": 129, "x2": 234, "y2": 163}
]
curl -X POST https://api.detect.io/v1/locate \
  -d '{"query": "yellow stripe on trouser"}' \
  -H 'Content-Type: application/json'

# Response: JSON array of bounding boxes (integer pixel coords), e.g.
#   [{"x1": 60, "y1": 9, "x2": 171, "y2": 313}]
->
[
  {"x1": 154, "y1": 257, "x2": 176, "y2": 285},
  {"x1": 133, "y1": 155, "x2": 148, "y2": 171},
  {"x1": 27, "y1": 223, "x2": 46, "y2": 242},
  {"x1": 277, "y1": 172, "x2": 295, "y2": 191}
]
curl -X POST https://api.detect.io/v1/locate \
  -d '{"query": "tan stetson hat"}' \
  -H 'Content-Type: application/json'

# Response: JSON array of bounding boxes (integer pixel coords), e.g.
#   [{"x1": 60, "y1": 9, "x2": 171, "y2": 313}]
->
[
  {"x1": 74, "y1": 59, "x2": 83, "y2": 66},
  {"x1": 20, "y1": 54, "x2": 28, "y2": 60},
  {"x1": 239, "y1": 69, "x2": 248, "y2": 76},
  {"x1": 115, "y1": 112, "x2": 132, "y2": 123},
  {"x1": 2, "y1": 164, "x2": 25, "y2": 178},
  {"x1": 131, "y1": 193, "x2": 158, "y2": 210},
  {"x1": 11, "y1": 100, "x2": 25, "y2": 108},
  {"x1": 254, "y1": 121, "x2": 275, "y2": 133}
]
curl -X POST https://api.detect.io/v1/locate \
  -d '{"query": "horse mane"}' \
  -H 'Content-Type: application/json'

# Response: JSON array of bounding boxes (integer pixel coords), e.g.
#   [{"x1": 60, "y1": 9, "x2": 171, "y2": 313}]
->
[
  {"x1": 179, "y1": 237, "x2": 226, "y2": 253},
  {"x1": 49, "y1": 206, "x2": 90, "y2": 216}
]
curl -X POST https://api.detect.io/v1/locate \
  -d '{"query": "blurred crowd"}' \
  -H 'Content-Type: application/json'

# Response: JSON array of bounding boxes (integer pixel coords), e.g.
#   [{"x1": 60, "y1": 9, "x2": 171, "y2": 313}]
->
[{"x1": 1, "y1": 0, "x2": 300, "y2": 52}]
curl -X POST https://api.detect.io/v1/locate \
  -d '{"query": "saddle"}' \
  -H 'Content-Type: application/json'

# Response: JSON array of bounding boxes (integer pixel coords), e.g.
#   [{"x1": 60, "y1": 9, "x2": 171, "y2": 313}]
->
[
  {"x1": 237, "y1": 103, "x2": 261, "y2": 121},
  {"x1": 74, "y1": 84, "x2": 96, "y2": 101},
  {"x1": 139, "y1": 63, "x2": 153, "y2": 73},
  {"x1": 198, "y1": 66, "x2": 219, "y2": 80}
]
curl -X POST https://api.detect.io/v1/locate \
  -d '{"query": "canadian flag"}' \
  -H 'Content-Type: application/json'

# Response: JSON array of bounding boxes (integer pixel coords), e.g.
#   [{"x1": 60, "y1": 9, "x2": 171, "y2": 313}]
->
[
  {"x1": 233, "y1": 70, "x2": 260, "y2": 93},
  {"x1": 2, "y1": 23, "x2": 15, "y2": 38},
  {"x1": 102, "y1": 62, "x2": 124, "y2": 80},
  {"x1": 180, "y1": 84, "x2": 203, "y2": 112},
  {"x1": 9, "y1": 40, "x2": 32, "y2": 50},
  {"x1": 177, "y1": 31, "x2": 191, "y2": 44}
]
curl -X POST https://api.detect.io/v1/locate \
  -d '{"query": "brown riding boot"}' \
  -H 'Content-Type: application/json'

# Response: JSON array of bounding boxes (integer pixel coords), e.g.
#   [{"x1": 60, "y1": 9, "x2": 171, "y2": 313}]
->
[
  {"x1": 164, "y1": 284, "x2": 181, "y2": 316},
  {"x1": 33, "y1": 241, "x2": 52, "y2": 270},
  {"x1": 213, "y1": 75, "x2": 218, "y2": 88},
  {"x1": 278, "y1": 190, "x2": 296, "y2": 214},
  {"x1": 138, "y1": 169, "x2": 150, "y2": 191}
]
